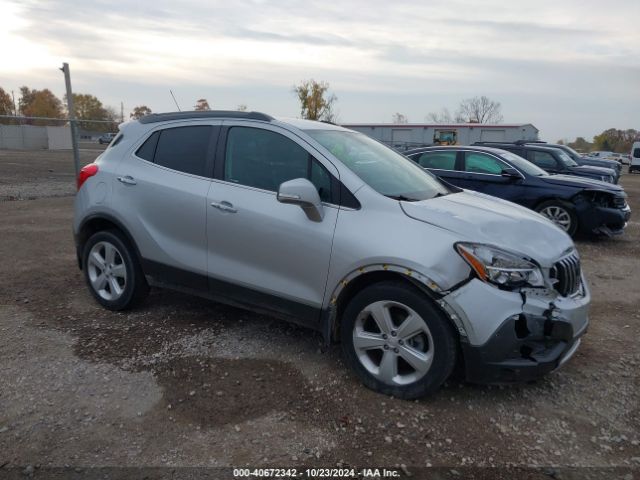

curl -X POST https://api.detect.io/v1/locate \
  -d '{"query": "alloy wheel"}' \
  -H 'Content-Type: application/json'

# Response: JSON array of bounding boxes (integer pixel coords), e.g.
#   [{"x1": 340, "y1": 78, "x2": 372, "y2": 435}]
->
[
  {"x1": 540, "y1": 205, "x2": 572, "y2": 232},
  {"x1": 352, "y1": 300, "x2": 434, "y2": 386},
  {"x1": 87, "y1": 241, "x2": 127, "y2": 301}
]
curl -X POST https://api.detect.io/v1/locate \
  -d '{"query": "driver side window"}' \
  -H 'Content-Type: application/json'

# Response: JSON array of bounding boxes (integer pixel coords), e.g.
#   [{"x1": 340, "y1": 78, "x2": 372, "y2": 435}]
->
[
  {"x1": 224, "y1": 127, "x2": 332, "y2": 202},
  {"x1": 464, "y1": 152, "x2": 507, "y2": 174}
]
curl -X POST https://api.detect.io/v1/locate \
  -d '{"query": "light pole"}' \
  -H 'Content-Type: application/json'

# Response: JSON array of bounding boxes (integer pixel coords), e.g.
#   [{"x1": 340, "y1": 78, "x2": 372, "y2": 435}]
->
[{"x1": 60, "y1": 62, "x2": 80, "y2": 176}]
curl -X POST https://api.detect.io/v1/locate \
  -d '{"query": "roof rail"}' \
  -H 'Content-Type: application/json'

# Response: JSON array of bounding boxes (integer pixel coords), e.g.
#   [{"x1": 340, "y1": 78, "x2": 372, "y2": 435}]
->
[
  {"x1": 138, "y1": 110, "x2": 274, "y2": 124},
  {"x1": 473, "y1": 140, "x2": 544, "y2": 146}
]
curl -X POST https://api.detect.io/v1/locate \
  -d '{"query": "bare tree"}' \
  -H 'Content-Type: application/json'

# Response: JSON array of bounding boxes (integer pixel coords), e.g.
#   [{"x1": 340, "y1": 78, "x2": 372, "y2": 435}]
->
[
  {"x1": 426, "y1": 108, "x2": 454, "y2": 123},
  {"x1": 236, "y1": 104, "x2": 247, "y2": 112},
  {"x1": 392, "y1": 112, "x2": 408, "y2": 124},
  {"x1": 457, "y1": 96, "x2": 503, "y2": 123},
  {"x1": 293, "y1": 79, "x2": 337, "y2": 122}
]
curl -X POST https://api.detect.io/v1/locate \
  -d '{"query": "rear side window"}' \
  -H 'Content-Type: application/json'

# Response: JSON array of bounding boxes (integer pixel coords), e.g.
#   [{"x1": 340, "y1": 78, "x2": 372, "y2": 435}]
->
[
  {"x1": 464, "y1": 152, "x2": 507, "y2": 174},
  {"x1": 135, "y1": 127, "x2": 212, "y2": 177},
  {"x1": 224, "y1": 127, "x2": 331, "y2": 201},
  {"x1": 154, "y1": 126, "x2": 212, "y2": 176},
  {"x1": 634, "y1": 148, "x2": 640, "y2": 158},
  {"x1": 413, "y1": 151, "x2": 457, "y2": 170}
]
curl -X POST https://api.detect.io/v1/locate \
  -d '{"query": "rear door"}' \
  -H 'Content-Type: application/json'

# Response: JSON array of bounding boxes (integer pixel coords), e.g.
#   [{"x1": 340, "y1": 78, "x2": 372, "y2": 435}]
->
[
  {"x1": 205, "y1": 122, "x2": 339, "y2": 327},
  {"x1": 113, "y1": 122, "x2": 218, "y2": 291}
]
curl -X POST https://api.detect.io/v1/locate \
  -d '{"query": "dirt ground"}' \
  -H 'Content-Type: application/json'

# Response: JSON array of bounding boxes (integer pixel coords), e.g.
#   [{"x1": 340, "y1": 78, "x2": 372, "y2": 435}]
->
[{"x1": 0, "y1": 148, "x2": 638, "y2": 479}]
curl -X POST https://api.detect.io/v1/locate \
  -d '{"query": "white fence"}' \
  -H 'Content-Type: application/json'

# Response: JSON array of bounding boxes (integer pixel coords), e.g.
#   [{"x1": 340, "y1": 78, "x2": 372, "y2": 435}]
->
[{"x1": 0, "y1": 125, "x2": 72, "y2": 150}]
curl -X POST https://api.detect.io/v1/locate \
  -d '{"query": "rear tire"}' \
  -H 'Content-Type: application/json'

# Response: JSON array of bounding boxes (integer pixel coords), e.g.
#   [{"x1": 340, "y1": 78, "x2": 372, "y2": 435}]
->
[
  {"x1": 341, "y1": 281, "x2": 457, "y2": 399},
  {"x1": 82, "y1": 230, "x2": 148, "y2": 310},
  {"x1": 535, "y1": 200, "x2": 578, "y2": 237}
]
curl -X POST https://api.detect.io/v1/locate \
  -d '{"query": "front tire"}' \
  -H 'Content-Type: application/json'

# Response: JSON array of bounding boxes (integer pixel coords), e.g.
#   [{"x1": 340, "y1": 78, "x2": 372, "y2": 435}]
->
[
  {"x1": 535, "y1": 200, "x2": 578, "y2": 237},
  {"x1": 341, "y1": 281, "x2": 457, "y2": 399},
  {"x1": 82, "y1": 230, "x2": 148, "y2": 310}
]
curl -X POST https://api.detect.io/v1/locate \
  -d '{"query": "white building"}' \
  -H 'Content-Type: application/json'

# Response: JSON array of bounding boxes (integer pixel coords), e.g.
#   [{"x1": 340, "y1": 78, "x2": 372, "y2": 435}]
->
[{"x1": 341, "y1": 123, "x2": 539, "y2": 151}]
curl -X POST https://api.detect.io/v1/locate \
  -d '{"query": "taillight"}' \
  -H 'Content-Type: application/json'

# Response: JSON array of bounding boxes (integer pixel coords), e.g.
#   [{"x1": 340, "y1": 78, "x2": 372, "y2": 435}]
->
[{"x1": 77, "y1": 163, "x2": 99, "y2": 190}]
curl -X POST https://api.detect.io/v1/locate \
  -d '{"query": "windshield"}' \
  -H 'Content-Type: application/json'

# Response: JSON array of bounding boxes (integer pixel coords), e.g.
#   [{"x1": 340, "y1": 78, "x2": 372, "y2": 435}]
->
[
  {"x1": 556, "y1": 150, "x2": 578, "y2": 167},
  {"x1": 497, "y1": 151, "x2": 549, "y2": 176},
  {"x1": 305, "y1": 130, "x2": 449, "y2": 200},
  {"x1": 559, "y1": 145, "x2": 582, "y2": 159}
]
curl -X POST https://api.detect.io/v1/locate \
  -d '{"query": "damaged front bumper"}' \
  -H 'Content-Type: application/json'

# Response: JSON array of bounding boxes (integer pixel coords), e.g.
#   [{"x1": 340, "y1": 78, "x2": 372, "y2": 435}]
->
[
  {"x1": 578, "y1": 201, "x2": 631, "y2": 236},
  {"x1": 441, "y1": 277, "x2": 590, "y2": 384}
]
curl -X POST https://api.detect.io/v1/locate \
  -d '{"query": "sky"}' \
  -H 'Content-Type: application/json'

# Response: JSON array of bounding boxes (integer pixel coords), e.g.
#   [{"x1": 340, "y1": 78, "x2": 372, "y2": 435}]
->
[{"x1": 1, "y1": 0, "x2": 639, "y2": 141}]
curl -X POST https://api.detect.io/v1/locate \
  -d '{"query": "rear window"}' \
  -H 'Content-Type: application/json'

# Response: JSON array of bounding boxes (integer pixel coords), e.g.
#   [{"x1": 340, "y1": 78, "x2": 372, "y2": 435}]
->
[
  {"x1": 634, "y1": 148, "x2": 640, "y2": 159},
  {"x1": 135, "y1": 126, "x2": 212, "y2": 176}
]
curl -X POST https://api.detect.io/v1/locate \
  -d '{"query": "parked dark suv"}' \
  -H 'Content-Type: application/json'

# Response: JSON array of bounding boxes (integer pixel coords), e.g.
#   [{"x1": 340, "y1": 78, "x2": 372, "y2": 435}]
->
[
  {"x1": 522, "y1": 142, "x2": 622, "y2": 182},
  {"x1": 473, "y1": 142, "x2": 617, "y2": 184},
  {"x1": 405, "y1": 146, "x2": 631, "y2": 237}
]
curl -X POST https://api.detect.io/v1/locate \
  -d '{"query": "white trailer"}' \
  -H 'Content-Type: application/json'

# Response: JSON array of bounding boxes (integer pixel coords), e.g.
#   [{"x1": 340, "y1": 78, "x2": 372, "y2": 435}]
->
[{"x1": 341, "y1": 123, "x2": 539, "y2": 151}]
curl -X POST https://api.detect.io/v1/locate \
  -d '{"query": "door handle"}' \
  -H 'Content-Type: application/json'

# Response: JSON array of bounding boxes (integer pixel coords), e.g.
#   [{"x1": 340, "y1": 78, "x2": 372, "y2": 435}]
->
[
  {"x1": 210, "y1": 201, "x2": 237, "y2": 213},
  {"x1": 117, "y1": 175, "x2": 137, "y2": 185}
]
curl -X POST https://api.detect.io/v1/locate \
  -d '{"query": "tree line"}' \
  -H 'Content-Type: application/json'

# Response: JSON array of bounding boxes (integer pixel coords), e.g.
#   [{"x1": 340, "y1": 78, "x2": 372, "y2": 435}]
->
[
  {"x1": 2, "y1": 81, "x2": 636, "y2": 151},
  {"x1": 0, "y1": 86, "x2": 158, "y2": 131},
  {"x1": 559, "y1": 130, "x2": 639, "y2": 154}
]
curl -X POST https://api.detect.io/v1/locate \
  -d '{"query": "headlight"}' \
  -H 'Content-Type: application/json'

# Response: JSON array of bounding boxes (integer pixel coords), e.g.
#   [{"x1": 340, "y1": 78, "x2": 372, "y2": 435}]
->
[{"x1": 455, "y1": 243, "x2": 544, "y2": 289}]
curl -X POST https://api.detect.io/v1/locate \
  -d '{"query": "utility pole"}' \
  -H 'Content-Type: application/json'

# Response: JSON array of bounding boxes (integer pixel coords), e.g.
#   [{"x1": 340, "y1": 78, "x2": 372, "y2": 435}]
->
[
  {"x1": 11, "y1": 90, "x2": 17, "y2": 117},
  {"x1": 120, "y1": 101, "x2": 124, "y2": 123},
  {"x1": 60, "y1": 62, "x2": 80, "y2": 176}
]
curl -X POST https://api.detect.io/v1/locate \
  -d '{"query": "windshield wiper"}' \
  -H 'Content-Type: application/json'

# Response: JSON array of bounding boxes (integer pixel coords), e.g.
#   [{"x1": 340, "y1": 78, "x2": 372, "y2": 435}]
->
[{"x1": 386, "y1": 194, "x2": 419, "y2": 202}]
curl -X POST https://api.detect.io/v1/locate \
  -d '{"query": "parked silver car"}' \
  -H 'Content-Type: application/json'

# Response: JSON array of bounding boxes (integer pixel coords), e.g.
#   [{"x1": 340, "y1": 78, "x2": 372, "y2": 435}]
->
[{"x1": 73, "y1": 111, "x2": 590, "y2": 398}]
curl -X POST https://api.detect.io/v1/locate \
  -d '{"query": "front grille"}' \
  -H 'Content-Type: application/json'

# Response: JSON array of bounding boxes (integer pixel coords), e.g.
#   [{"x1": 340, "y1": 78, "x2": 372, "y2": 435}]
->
[{"x1": 551, "y1": 252, "x2": 581, "y2": 297}]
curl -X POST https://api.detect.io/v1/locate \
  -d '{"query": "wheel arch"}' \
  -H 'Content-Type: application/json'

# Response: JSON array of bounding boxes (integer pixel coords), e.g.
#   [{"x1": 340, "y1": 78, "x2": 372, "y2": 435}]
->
[
  {"x1": 324, "y1": 264, "x2": 467, "y2": 344},
  {"x1": 76, "y1": 214, "x2": 142, "y2": 270}
]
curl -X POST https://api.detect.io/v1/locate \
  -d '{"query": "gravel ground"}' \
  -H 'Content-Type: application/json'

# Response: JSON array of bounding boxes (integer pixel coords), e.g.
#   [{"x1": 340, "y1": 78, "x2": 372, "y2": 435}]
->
[{"x1": 0, "y1": 149, "x2": 638, "y2": 479}]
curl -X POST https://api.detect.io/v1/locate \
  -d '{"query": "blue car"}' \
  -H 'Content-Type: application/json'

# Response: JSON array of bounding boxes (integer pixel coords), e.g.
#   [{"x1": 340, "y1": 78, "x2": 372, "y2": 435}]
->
[{"x1": 404, "y1": 146, "x2": 631, "y2": 237}]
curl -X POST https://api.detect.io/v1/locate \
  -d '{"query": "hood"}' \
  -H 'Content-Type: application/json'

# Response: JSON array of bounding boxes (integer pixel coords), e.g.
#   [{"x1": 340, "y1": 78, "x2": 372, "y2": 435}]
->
[
  {"x1": 579, "y1": 157, "x2": 619, "y2": 169},
  {"x1": 568, "y1": 165, "x2": 615, "y2": 177},
  {"x1": 400, "y1": 191, "x2": 573, "y2": 266},
  {"x1": 540, "y1": 174, "x2": 624, "y2": 193}
]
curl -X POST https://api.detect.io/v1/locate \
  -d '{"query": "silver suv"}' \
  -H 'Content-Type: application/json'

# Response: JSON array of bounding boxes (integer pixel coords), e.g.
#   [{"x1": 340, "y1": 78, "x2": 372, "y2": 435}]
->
[{"x1": 74, "y1": 111, "x2": 590, "y2": 398}]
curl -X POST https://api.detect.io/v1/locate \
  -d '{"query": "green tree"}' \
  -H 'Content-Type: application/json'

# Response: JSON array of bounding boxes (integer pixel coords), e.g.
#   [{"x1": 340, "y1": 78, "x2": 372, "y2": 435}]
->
[
  {"x1": 0, "y1": 87, "x2": 15, "y2": 124},
  {"x1": 18, "y1": 86, "x2": 64, "y2": 125},
  {"x1": 293, "y1": 79, "x2": 337, "y2": 122},
  {"x1": 130, "y1": 105, "x2": 152, "y2": 120},
  {"x1": 593, "y1": 128, "x2": 638, "y2": 153},
  {"x1": 65, "y1": 93, "x2": 110, "y2": 131},
  {"x1": 194, "y1": 99, "x2": 210, "y2": 111},
  {"x1": 568, "y1": 137, "x2": 593, "y2": 152}
]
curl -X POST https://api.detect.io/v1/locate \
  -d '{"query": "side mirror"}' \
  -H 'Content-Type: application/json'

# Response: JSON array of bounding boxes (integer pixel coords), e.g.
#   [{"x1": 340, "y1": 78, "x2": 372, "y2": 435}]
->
[
  {"x1": 501, "y1": 167, "x2": 521, "y2": 180},
  {"x1": 277, "y1": 178, "x2": 324, "y2": 222}
]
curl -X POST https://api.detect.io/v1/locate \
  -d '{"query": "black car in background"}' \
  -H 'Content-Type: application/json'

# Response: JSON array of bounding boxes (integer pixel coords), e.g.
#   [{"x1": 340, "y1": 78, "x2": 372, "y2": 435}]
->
[
  {"x1": 404, "y1": 146, "x2": 631, "y2": 237},
  {"x1": 523, "y1": 142, "x2": 622, "y2": 181},
  {"x1": 472, "y1": 142, "x2": 618, "y2": 184}
]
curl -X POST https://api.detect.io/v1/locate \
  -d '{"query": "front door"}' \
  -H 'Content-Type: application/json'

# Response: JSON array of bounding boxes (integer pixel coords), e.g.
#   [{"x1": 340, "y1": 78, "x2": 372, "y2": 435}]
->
[
  {"x1": 206, "y1": 123, "x2": 339, "y2": 327},
  {"x1": 461, "y1": 151, "x2": 523, "y2": 202}
]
